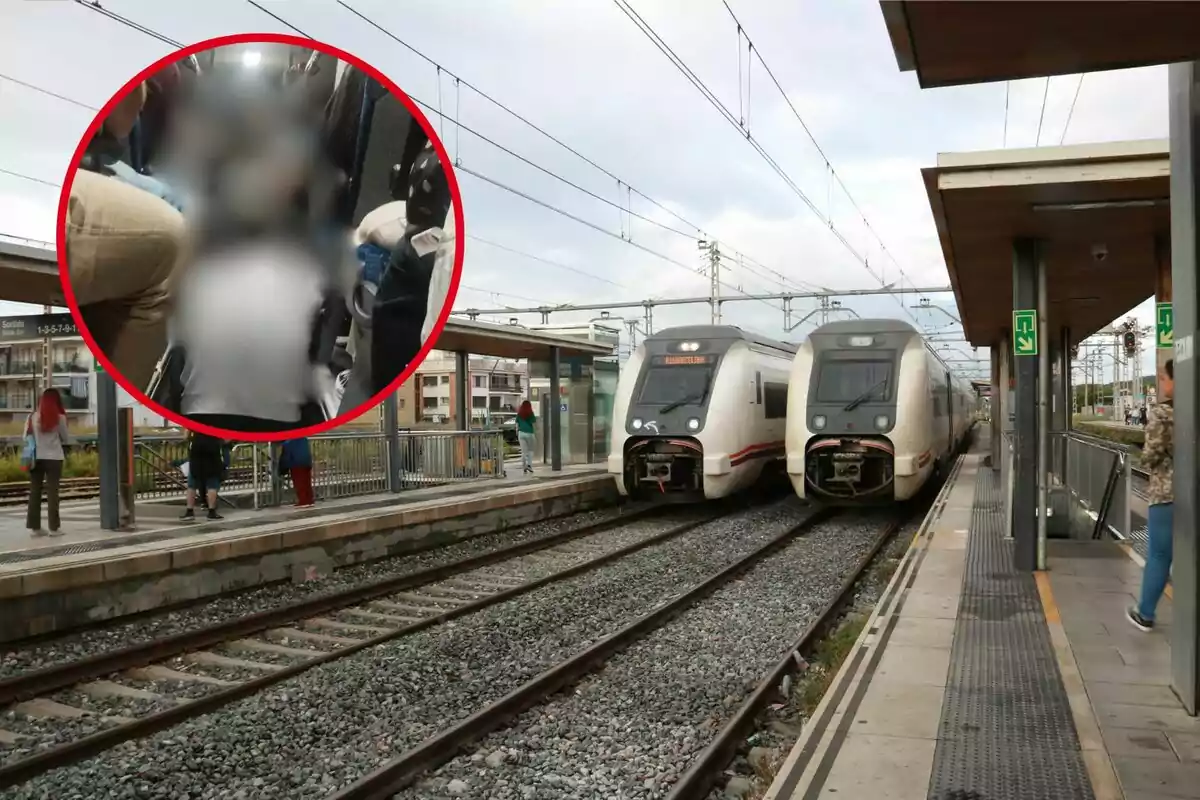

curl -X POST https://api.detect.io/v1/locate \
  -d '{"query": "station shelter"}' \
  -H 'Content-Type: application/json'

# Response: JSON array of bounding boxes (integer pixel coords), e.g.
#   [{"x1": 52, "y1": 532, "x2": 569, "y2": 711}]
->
[{"x1": 878, "y1": 0, "x2": 1200, "y2": 712}]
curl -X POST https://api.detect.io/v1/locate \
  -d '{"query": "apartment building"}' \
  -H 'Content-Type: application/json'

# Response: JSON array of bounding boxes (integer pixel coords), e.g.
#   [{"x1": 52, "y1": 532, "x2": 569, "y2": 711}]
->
[
  {"x1": 0, "y1": 313, "x2": 160, "y2": 428},
  {"x1": 394, "y1": 352, "x2": 527, "y2": 428}
]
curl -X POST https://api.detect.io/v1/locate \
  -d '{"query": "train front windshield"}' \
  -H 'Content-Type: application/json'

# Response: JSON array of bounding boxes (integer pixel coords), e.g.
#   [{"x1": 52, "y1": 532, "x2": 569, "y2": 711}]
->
[
  {"x1": 815, "y1": 358, "x2": 894, "y2": 404},
  {"x1": 638, "y1": 363, "x2": 713, "y2": 408}
]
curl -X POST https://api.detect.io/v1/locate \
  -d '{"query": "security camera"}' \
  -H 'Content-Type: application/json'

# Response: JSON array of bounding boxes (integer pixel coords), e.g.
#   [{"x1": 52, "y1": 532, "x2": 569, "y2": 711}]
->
[{"x1": 1091, "y1": 243, "x2": 1108, "y2": 262}]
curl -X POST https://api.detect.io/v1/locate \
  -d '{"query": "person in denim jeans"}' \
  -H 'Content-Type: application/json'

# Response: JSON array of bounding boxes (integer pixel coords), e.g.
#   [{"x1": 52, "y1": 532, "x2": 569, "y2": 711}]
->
[{"x1": 1128, "y1": 359, "x2": 1174, "y2": 632}]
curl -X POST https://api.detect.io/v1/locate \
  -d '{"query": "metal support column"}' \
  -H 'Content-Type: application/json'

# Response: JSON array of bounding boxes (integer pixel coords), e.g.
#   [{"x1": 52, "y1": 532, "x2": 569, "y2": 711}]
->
[
  {"x1": 990, "y1": 345, "x2": 1001, "y2": 469},
  {"x1": 383, "y1": 393, "x2": 400, "y2": 493},
  {"x1": 1059, "y1": 327, "x2": 1072, "y2": 478},
  {"x1": 454, "y1": 350, "x2": 469, "y2": 430},
  {"x1": 1170, "y1": 59, "x2": 1200, "y2": 716},
  {"x1": 1037, "y1": 252, "x2": 1050, "y2": 570},
  {"x1": 549, "y1": 345, "x2": 562, "y2": 472},
  {"x1": 1012, "y1": 238, "x2": 1040, "y2": 571},
  {"x1": 96, "y1": 370, "x2": 120, "y2": 531},
  {"x1": 1157, "y1": 233, "x2": 1174, "y2": 397}
]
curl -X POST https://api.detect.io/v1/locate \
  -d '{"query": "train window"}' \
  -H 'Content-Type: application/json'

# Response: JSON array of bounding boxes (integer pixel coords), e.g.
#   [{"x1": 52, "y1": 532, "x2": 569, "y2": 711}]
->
[
  {"x1": 764, "y1": 382, "x2": 788, "y2": 419},
  {"x1": 637, "y1": 363, "x2": 714, "y2": 407},
  {"x1": 814, "y1": 359, "x2": 893, "y2": 404}
]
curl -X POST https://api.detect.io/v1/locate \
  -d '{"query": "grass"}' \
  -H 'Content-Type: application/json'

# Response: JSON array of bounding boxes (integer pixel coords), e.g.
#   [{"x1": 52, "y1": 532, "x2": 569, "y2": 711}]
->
[
  {"x1": 1075, "y1": 421, "x2": 1145, "y2": 448},
  {"x1": 0, "y1": 450, "x2": 100, "y2": 483},
  {"x1": 794, "y1": 612, "x2": 870, "y2": 716}
]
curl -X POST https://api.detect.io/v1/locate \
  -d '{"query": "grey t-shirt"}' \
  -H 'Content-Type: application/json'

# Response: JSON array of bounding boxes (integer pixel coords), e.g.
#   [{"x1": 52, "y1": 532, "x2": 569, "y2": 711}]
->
[
  {"x1": 27, "y1": 412, "x2": 72, "y2": 462},
  {"x1": 176, "y1": 238, "x2": 324, "y2": 423}
]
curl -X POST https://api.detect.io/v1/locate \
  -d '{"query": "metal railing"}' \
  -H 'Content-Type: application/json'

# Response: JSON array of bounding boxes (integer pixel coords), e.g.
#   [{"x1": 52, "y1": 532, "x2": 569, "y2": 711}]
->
[{"x1": 1052, "y1": 432, "x2": 1136, "y2": 541}]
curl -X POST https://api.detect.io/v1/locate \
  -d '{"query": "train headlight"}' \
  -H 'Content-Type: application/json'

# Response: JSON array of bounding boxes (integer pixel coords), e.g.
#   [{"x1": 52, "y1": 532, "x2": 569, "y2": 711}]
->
[
  {"x1": 812, "y1": 415, "x2": 827, "y2": 430},
  {"x1": 686, "y1": 417, "x2": 701, "y2": 431},
  {"x1": 679, "y1": 341, "x2": 700, "y2": 352},
  {"x1": 631, "y1": 418, "x2": 643, "y2": 430},
  {"x1": 874, "y1": 414, "x2": 890, "y2": 431}
]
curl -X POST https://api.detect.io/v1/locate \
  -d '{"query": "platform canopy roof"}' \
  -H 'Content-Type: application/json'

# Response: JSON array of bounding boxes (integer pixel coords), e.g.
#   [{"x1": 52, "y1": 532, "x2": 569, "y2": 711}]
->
[
  {"x1": 0, "y1": 240, "x2": 61, "y2": 307},
  {"x1": 436, "y1": 317, "x2": 615, "y2": 360},
  {"x1": 923, "y1": 139, "x2": 1168, "y2": 348},
  {"x1": 879, "y1": 0, "x2": 1200, "y2": 88}
]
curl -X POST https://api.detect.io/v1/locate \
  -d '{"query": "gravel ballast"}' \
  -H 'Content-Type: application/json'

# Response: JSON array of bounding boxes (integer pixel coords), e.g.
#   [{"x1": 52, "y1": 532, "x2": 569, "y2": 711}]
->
[
  {"x1": 0, "y1": 507, "x2": 629, "y2": 679},
  {"x1": 7, "y1": 499, "x2": 812, "y2": 799},
  {"x1": 400, "y1": 509, "x2": 894, "y2": 800},
  {"x1": 0, "y1": 513, "x2": 701, "y2": 768}
]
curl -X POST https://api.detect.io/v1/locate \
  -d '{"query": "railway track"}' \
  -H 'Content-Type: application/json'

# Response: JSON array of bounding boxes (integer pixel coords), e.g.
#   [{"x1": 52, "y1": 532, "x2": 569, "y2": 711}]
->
[
  {"x1": 0, "y1": 503, "x2": 732, "y2": 789},
  {"x1": 321, "y1": 504, "x2": 915, "y2": 800}
]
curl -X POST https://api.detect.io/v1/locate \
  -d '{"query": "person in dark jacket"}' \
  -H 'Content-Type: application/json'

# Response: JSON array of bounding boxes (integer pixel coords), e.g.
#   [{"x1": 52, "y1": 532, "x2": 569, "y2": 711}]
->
[
  {"x1": 181, "y1": 432, "x2": 226, "y2": 521},
  {"x1": 369, "y1": 135, "x2": 451, "y2": 394},
  {"x1": 279, "y1": 438, "x2": 315, "y2": 508}
]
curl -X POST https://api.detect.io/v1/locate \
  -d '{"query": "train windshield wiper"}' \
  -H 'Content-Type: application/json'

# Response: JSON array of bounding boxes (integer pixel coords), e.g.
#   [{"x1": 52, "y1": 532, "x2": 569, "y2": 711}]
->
[
  {"x1": 843, "y1": 379, "x2": 887, "y2": 412},
  {"x1": 660, "y1": 373, "x2": 712, "y2": 414}
]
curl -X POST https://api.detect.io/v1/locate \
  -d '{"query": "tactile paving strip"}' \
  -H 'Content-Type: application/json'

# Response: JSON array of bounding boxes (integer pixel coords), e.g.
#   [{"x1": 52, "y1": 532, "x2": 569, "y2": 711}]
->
[{"x1": 927, "y1": 469, "x2": 1096, "y2": 800}]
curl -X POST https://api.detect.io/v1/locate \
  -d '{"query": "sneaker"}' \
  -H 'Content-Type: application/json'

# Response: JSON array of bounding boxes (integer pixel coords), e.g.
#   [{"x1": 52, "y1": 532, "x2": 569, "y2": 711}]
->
[
  {"x1": 1127, "y1": 606, "x2": 1155, "y2": 632},
  {"x1": 48, "y1": 529, "x2": 64, "y2": 538},
  {"x1": 29, "y1": 529, "x2": 47, "y2": 538},
  {"x1": 206, "y1": 509, "x2": 223, "y2": 521},
  {"x1": 180, "y1": 509, "x2": 195, "y2": 522}
]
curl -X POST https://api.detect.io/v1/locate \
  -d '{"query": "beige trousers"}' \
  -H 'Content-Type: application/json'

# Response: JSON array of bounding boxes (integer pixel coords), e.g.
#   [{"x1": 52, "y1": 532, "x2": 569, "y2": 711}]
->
[{"x1": 65, "y1": 169, "x2": 186, "y2": 391}]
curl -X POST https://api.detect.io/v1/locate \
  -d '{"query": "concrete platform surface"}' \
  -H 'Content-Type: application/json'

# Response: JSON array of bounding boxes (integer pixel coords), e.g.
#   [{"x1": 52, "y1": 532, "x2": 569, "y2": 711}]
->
[
  {"x1": 0, "y1": 464, "x2": 601, "y2": 559},
  {"x1": 0, "y1": 464, "x2": 615, "y2": 642}
]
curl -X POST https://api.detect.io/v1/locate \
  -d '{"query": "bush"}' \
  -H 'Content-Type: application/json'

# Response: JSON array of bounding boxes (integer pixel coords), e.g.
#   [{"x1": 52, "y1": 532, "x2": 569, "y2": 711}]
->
[{"x1": 1076, "y1": 422, "x2": 1144, "y2": 448}]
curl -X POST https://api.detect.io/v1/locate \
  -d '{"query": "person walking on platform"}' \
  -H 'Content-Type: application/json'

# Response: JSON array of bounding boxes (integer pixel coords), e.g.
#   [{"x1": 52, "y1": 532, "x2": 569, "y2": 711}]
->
[
  {"x1": 1129, "y1": 359, "x2": 1174, "y2": 632},
  {"x1": 24, "y1": 389, "x2": 73, "y2": 538},
  {"x1": 280, "y1": 438, "x2": 315, "y2": 508},
  {"x1": 516, "y1": 400, "x2": 537, "y2": 475},
  {"x1": 181, "y1": 431, "x2": 225, "y2": 522}
]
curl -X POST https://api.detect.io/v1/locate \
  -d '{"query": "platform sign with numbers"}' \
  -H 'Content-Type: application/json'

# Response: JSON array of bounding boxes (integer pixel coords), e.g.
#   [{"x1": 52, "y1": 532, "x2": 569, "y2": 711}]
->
[{"x1": 0, "y1": 313, "x2": 78, "y2": 342}]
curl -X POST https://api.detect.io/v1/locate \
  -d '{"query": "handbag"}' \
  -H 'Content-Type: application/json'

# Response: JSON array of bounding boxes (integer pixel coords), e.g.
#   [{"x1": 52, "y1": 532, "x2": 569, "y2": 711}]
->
[{"x1": 19, "y1": 431, "x2": 36, "y2": 470}]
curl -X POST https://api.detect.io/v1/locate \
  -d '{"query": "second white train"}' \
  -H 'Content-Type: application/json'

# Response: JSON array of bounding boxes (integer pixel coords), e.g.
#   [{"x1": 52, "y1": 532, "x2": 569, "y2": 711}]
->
[{"x1": 785, "y1": 319, "x2": 974, "y2": 504}]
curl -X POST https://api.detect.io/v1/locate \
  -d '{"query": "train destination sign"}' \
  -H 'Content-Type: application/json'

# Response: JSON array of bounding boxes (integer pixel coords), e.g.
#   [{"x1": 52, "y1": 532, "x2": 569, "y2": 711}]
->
[
  {"x1": 657, "y1": 355, "x2": 713, "y2": 365},
  {"x1": 0, "y1": 313, "x2": 78, "y2": 343}
]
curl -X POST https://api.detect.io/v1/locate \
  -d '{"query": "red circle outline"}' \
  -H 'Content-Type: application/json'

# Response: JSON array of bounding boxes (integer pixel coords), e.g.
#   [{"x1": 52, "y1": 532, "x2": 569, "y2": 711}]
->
[{"x1": 56, "y1": 31, "x2": 466, "y2": 443}]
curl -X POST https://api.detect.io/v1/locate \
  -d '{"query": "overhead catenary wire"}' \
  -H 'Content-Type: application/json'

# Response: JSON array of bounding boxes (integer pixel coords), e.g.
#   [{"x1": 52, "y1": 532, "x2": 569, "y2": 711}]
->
[
  {"x1": 719, "y1": 0, "x2": 926, "y2": 310},
  {"x1": 46, "y1": 4, "x2": 780, "y2": 307},
  {"x1": 1060, "y1": 74, "x2": 1085, "y2": 146},
  {"x1": 1035, "y1": 75, "x2": 1051, "y2": 146},
  {"x1": 620, "y1": 0, "x2": 923, "y2": 327},
  {"x1": 332, "y1": 0, "x2": 811, "y2": 296}
]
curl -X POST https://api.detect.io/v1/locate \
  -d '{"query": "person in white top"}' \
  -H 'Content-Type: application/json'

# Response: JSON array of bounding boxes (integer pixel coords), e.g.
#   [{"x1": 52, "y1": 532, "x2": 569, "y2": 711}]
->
[{"x1": 25, "y1": 390, "x2": 73, "y2": 538}]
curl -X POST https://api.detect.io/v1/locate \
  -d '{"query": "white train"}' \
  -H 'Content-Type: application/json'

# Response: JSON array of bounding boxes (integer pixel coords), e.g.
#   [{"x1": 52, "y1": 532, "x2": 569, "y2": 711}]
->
[
  {"x1": 785, "y1": 319, "x2": 974, "y2": 504},
  {"x1": 609, "y1": 325, "x2": 798, "y2": 501}
]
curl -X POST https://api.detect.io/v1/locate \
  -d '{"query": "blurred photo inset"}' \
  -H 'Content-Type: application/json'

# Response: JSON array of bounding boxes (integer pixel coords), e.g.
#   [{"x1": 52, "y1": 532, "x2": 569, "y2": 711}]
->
[{"x1": 60, "y1": 39, "x2": 459, "y2": 435}]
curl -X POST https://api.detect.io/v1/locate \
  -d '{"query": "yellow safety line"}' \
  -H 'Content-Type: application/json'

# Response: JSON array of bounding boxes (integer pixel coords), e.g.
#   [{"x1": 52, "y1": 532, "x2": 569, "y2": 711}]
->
[{"x1": 1034, "y1": 571, "x2": 1124, "y2": 800}]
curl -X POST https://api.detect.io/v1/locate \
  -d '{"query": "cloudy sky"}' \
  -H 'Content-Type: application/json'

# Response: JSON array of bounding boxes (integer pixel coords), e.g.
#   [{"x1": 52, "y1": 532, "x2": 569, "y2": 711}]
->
[{"x1": 0, "y1": 0, "x2": 1171, "y2": 384}]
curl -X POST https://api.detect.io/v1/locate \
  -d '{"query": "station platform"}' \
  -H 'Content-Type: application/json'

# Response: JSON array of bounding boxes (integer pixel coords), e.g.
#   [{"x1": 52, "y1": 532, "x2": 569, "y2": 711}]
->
[
  {"x1": 0, "y1": 464, "x2": 613, "y2": 643},
  {"x1": 766, "y1": 442, "x2": 1189, "y2": 800}
]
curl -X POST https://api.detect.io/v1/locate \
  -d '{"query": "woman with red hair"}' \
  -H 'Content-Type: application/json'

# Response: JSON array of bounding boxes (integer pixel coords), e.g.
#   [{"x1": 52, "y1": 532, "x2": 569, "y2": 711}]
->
[
  {"x1": 516, "y1": 400, "x2": 537, "y2": 475},
  {"x1": 25, "y1": 389, "x2": 73, "y2": 538}
]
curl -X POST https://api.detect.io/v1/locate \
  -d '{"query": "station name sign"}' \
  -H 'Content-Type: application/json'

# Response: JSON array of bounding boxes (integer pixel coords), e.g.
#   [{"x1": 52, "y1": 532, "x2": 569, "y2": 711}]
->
[{"x1": 0, "y1": 313, "x2": 79, "y2": 343}]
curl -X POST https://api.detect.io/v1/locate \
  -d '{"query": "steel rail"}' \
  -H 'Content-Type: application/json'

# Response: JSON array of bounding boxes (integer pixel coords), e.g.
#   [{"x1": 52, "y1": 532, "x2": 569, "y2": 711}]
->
[
  {"x1": 327, "y1": 506, "x2": 838, "y2": 800},
  {"x1": 0, "y1": 508, "x2": 733, "y2": 789},
  {"x1": 0, "y1": 505, "x2": 669, "y2": 707}
]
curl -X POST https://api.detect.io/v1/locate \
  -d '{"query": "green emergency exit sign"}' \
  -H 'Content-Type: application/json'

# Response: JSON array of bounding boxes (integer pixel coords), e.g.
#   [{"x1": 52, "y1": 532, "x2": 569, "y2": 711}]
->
[
  {"x1": 1157, "y1": 302, "x2": 1174, "y2": 349},
  {"x1": 1013, "y1": 309, "x2": 1038, "y2": 356}
]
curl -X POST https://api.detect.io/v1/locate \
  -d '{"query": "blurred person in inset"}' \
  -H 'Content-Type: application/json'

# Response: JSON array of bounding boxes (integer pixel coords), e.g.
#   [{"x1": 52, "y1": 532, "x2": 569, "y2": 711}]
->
[
  {"x1": 159, "y1": 72, "x2": 349, "y2": 433},
  {"x1": 1128, "y1": 359, "x2": 1174, "y2": 632},
  {"x1": 25, "y1": 390, "x2": 73, "y2": 538},
  {"x1": 181, "y1": 431, "x2": 226, "y2": 522},
  {"x1": 516, "y1": 400, "x2": 537, "y2": 475},
  {"x1": 66, "y1": 67, "x2": 192, "y2": 391},
  {"x1": 279, "y1": 438, "x2": 315, "y2": 508}
]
